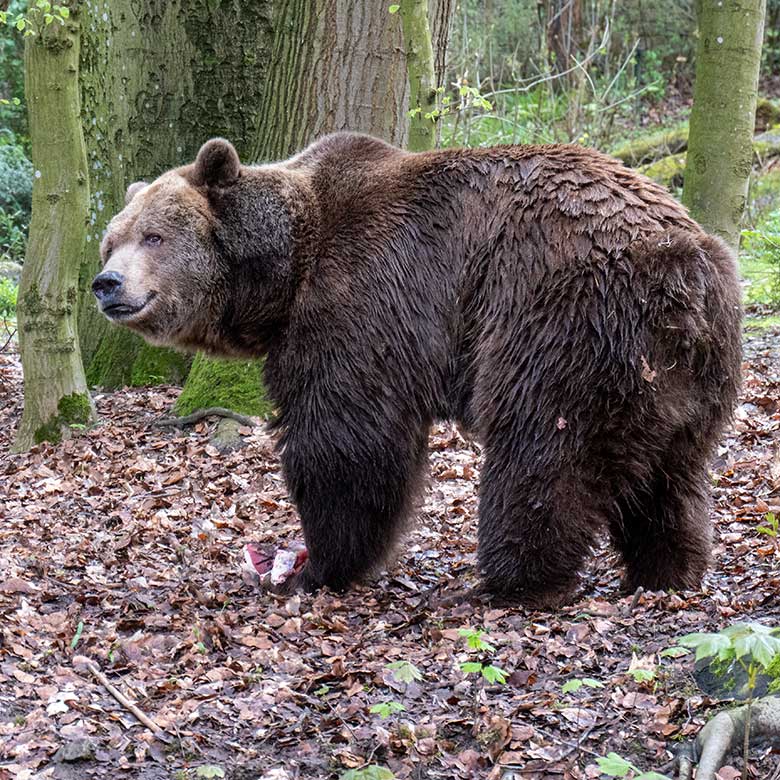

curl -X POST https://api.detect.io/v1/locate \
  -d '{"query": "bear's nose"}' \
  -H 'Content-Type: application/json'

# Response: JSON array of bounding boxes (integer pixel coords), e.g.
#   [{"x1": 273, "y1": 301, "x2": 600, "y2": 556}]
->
[{"x1": 92, "y1": 271, "x2": 124, "y2": 300}]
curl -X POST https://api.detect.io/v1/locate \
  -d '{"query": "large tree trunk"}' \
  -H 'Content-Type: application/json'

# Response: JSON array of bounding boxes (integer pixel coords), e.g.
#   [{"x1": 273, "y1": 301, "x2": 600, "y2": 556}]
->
[
  {"x1": 14, "y1": 5, "x2": 96, "y2": 452},
  {"x1": 682, "y1": 0, "x2": 767, "y2": 250},
  {"x1": 77, "y1": 0, "x2": 274, "y2": 393},
  {"x1": 179, "y1": 0, "x2": 454, "y2": 426}
]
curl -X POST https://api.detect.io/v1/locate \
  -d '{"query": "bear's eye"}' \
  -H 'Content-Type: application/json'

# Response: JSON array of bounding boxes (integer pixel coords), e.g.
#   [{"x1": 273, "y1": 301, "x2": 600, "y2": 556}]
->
[{"x1": 143, "y1": 234, "x2": 163, "y2": 247}]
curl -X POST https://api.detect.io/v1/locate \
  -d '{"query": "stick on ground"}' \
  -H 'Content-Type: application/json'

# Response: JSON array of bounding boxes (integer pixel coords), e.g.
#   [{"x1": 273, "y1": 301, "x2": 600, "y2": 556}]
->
[{"x1": 76, "y1": 657, "x2": 170, "y2": 741}]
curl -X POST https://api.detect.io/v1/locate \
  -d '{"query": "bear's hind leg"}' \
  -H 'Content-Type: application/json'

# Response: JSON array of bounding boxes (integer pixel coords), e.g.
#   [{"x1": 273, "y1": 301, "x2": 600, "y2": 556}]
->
[
  {"x1": 608, "y1": 456, "x2": 711, "y2": 593},
  {"x1": 477, "y1": 446, "x2": 605, "y2": 607}
]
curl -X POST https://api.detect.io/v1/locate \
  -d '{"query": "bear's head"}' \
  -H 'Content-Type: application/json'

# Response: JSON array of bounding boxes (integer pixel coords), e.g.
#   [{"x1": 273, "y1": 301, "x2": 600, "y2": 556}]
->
[{"x1": 93, "y1": 139, "x2": 303, "y2": 356}]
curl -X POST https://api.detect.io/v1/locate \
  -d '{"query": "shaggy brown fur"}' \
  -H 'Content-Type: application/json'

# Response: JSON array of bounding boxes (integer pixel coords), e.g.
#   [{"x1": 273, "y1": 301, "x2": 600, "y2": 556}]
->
[{"x1": 94, "y1": 133, "x2": 742, "y2": 607}]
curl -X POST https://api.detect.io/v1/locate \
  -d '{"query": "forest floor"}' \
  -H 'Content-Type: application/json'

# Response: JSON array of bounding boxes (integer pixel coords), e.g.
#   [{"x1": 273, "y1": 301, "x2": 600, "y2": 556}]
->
[{"x1": 1, "y1": 326, "x2": 780, "y2": 780}]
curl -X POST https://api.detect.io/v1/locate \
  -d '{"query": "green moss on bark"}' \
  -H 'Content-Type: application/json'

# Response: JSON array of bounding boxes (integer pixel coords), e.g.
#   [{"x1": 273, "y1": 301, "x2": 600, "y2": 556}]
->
[
  {"x1": 175, "y1": 354, "x2": 272, "y2": 417},
  {"x1": 86, "y1": 327, "x2": 141, "y2": 388},
  {"x1": 87, "y1": 329, "x2": 191, "y2": 388},
  {"x1": 611, "y1": 124, "x2": 689, "y2": 166},
  {"x1": 130, "y1": 344, "x2": 192, "y2": 386},
  {"x1": 638, "y1": 152, "x2": 687, "y2": 189},
  {"x1": 33, "y1": 392, "x2": 93, "y2": 445},
  {"x1": 57, "y1": 392, "x2": 92, "y2": 424}
]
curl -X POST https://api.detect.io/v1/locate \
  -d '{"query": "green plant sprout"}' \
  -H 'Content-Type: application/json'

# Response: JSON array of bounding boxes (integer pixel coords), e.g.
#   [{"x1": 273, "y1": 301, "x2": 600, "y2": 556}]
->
[
  {"x1": 458, "y1": 627, "x2": 507, "y2": 684},
  {"x1": 561, "y1": 677, "x2": 604, "y2": 695},
  {"x1": 369, "y1": 700, "x2": 406, "y2": 719},
  {"x1": 458, "y1": 627, "x2": 496, "y2": 652},
  {"x1": 756, "y1": 511, "x2": 778, "y2": 538},
  {"x1": 69, "y1": 620, "x2": 84, "y2": 650},
  {"x1": 596, "y1": 752, "x2": 670, "y2": 779},
  {"x1": 368, "y1": 660, "x2": 419, "y2": 723},
  {"x1": 626, "y1": 668, "x2": 656, "y2": 684},
  {"x1": 678, "y1": 622, "x2": 780, "y2": 780}
]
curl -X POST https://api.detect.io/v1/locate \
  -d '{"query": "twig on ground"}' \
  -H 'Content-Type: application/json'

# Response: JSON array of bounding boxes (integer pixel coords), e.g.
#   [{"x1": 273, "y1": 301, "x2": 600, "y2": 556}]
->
[
  {"x1": 152, "y1": 406, "x2": 257, "y2": 428},
  {"x1": 77, "y1": 657, "x2": 170, "y2": 741},
  {"x1": 628, "y1": 586, "x2": 644, "y2": 613},
  {"x1": 532, "y1": 724, "x2": 602, "y2": 759}
]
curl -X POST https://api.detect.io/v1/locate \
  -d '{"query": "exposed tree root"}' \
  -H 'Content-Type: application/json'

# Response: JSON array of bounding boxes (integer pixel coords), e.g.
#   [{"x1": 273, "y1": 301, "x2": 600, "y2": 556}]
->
[
  {"x1": 152, "y1": 406, "x2": 257, "y2": 428},
  {"x1": 677, "y1": 695, "x2": 780, "y2": 780}
]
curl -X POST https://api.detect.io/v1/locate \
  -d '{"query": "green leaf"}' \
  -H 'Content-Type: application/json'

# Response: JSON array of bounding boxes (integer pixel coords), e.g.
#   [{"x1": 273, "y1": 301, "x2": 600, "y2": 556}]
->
[
  {"x1": 562, "y1": 679, "x2": 583, "y2": 694},
  {"x1": 481, "y1": 665, "x2": 507, "y2": 684},
  {"x1": 70, "y1": 621, "x2": 84, "y2": 650},
  {"x1": 59, "y1": 6, "x2": 70, "y2": 17},
  {"x1": 595, "y1": 752, "x2": 637, "y2": 777},
  {"x1": 737, "y1": 634, "x2": 780, "y2": 669},
  {"x1": 388, "y1": 4, "x2": 400, "y2": 13},
  {"x1": 582, "y1": 678, "x2": 604, "y2": 688},
  {"x1": 458, "y1": 627, "x2": 495, "y2": 652},
  {"x1": 660, "y1": 646, "x2": 690, "y2": 658},
  {"x1": 369, "y1": 700, "x2": 405, "y2": 719},
  {"x1": 314, "y1": 685, "x2": 330, "y2": 696},
  {"x1": 16, "y1": 18, "x2": 25, "y2": 30},
  {"x1": 460, "y1": 662, "x2": 482, "y2": 675},
  {"x1": 627, "y1": 669, "x2": 656, "y2": 683},
  {"x1": 340, "y1": 767, "x2": 396, "y2": 780},
  {"x1": 385, "y1": 660, "x2": 422, "y2": 684},
  {"x1": 678, "y1": 632, "x2": 733, "y2": 662},
  {"x1": 195, "y1": 767, "x2": 225, "y2": 779}
]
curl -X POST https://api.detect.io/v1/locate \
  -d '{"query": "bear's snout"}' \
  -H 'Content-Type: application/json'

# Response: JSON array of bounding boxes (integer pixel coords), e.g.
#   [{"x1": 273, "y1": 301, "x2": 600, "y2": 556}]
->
[{"x1": 92, "y1": 270, "x2": 125, "y2": 302}]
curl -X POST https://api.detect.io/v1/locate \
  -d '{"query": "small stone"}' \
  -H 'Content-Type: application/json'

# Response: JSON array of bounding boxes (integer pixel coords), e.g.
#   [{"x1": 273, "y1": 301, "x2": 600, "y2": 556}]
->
[{"x1": 53, "y1": 737, "x2": 96, "y2": 763}]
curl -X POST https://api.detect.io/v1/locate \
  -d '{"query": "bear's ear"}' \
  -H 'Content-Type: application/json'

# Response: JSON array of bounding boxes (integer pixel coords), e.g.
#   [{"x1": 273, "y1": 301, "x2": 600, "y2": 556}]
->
[
  {"x1": 193, "y1": 138, "x2": 241, "y2": 188},
  {"x1": 125, "y1": 181, "x2": 148, "y2": 205}
]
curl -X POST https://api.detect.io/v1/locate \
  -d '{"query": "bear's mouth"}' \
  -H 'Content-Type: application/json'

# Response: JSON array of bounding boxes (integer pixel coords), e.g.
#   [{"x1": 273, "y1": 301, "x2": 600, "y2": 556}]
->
[{"x1": 102, "y1": 292, "x2": 157, "y2": 321}]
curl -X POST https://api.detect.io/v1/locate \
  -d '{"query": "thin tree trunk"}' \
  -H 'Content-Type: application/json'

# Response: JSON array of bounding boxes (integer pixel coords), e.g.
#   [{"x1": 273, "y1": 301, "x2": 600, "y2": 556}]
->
[
  {"x1": 78, "y1": 0, "x2": 274, "y2": 391},
  {"x1": 682, "y1": 0, "x2": 767, "y2": 250},
  {"x1": 14, "y1": 5, "x2": 96, "y2": 451},
  {"x1": 398, "y1": 0, "x2": 438, "y2": 151}
]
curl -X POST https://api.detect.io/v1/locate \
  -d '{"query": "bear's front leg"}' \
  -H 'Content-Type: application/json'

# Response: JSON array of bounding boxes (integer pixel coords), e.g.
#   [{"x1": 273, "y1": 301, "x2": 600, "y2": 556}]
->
[{"x1": 274, "y1": 419, "x2": 430, "y2": 592}]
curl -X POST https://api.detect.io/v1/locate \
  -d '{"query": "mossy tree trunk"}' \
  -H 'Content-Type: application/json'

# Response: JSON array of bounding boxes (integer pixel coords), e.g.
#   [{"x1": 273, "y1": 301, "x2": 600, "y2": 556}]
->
[
  {"x1": 397, "y1": 0, "x2": 438, "y2": 151},
  {"x1": 14, "y1": 4, "x2": 96, "y2": 452},
  {"x1": 179, "y1": 0, "x2": 454, "y2": 421},
  {"x1": 77, "y1": 0, "x2": 274, "y2": 390},
  {"x1": 682, "y1": 0, "x2": 767, "y2": 250}
]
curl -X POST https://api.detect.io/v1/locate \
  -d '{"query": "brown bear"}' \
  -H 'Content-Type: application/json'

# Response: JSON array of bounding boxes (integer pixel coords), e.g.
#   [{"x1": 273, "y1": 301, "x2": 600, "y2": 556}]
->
[{"x1": 93, "y1": 133, "x2": 742, "y2": 607}]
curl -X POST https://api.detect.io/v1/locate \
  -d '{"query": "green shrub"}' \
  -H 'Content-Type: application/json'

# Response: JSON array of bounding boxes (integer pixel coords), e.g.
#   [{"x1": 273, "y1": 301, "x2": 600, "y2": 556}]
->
[
  {"x1": 0, "y1": 206, "x2": 27, "y2": 265},
  {"x1": 0, "y1": 132, "x2": 32, "y2": 219},
  {"x1": 0, "y1": 278, "x2": 17, "y2": 318},
  {"x1": 741, "y1": 210, "x2": 780, "y2": 307},
  {"x1": 0, "y1": 1, "x2": 26, "y2": 136}
]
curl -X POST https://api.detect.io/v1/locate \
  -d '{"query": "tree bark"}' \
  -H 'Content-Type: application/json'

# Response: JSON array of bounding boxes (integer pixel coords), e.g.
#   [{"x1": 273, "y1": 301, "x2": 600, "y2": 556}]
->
[
  {"x1": 398, "y1": 0, "x2": 438, "y2": 151},
  {"x1": 180, "y1": 0, "x2": 454, "y2": 421},
  {"x1": 682, "y1": 0, "x2": 767, "y2": 250},
  {"x1": 77, "y1": 0, "x2": 274, "y2": 391},
  {"x1": 14, "y1": 3, "x2": 96, "y2": 451}
]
